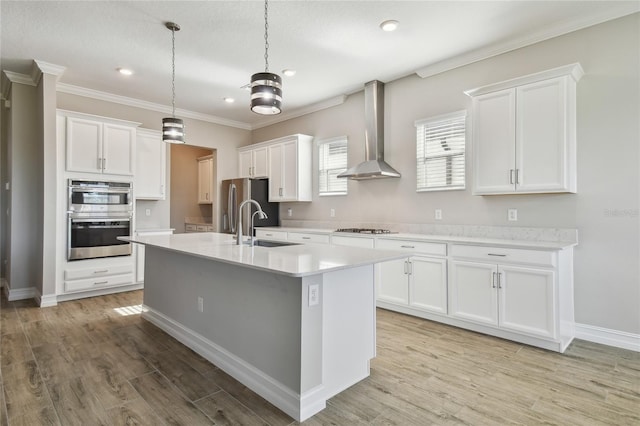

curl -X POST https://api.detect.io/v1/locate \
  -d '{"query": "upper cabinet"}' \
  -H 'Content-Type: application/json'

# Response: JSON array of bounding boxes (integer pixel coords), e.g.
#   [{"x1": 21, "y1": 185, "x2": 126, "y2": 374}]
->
[
  {"x1": 65, "y1": 113, "x2": 138, "y2": 176},
  {"x1": 238, "y1": 146, "x2": 268, "y2": 178},
  {"x1": 237, "y1": 134, "x2": 313, "y2": 202},
  {"x1": 198, "y1": 155, "x2": 214, "y2": 204},
  {"x1": 135, "y1": 129, "x2": 166, "y2": 200},
  {"x1": 465, "y1": 63, "x2": 583, "y2": 195},
  {"x1": 268, "y1": 135, "x2": 313, "y2": 202}
]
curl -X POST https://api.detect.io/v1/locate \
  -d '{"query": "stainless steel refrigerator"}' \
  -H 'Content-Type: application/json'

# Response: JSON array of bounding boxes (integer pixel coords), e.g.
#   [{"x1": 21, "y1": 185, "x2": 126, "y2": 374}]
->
[{"x1": 220, "y1": 178, "x2": 279, "y2": 235}]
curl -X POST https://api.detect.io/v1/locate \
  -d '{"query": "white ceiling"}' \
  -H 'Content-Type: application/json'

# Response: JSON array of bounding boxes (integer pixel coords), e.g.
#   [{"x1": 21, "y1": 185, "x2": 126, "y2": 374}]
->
[{"x1": 2, "y1": 1, "x2": 638, "y2": 129}]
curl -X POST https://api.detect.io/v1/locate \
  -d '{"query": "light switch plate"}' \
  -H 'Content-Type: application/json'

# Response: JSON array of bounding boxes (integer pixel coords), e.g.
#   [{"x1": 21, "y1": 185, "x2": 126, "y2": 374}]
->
[
  {"x1": 508, "y1": 208, "x2": 518, "y2": 221},
  {"x1": 435, "y1": 209, "x2": 442, "y2": 220},
  {"x1": 309, "y1": 284, "x2": 319, "y2": 306}
]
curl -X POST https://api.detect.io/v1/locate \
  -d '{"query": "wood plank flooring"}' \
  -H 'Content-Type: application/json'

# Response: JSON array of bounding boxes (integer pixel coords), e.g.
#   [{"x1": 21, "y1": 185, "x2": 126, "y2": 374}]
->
[{"x1": 1, "y1": 289, "x2": 638, "y2": 425}]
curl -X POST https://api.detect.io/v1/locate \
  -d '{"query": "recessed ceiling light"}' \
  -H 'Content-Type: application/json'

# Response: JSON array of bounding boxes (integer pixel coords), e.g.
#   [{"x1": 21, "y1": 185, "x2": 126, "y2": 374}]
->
[
  {"x1": 224, "y1": 97, "x2": 235, "y2": 103},
  {"x1": 282, "y1": 69, "x2": 296, "y2": 77},
  {"x1": 380, "y1": 20, "x2": 399, "y2": 32},
  {"x1": 117, "y1": 68, "x2": 133, "y2": 76}
]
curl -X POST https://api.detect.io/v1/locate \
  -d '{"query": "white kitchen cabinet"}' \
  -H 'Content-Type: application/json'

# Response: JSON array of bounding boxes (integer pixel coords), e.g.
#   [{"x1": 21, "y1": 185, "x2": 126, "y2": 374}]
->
[
  {"x1": 267, "y1": 135, "x2": 313, "y2": 202},
  {"x1": 135, "y1": 129, "x2": 166, "y2": 200},
  {"x1": 449, "y1": 245, "x2": 558, "y2": 340},
  {"x1": 238, "y1": 146, "x2": 268, "y2": 178},
  {"x1": 376, "y1": 238, "x2": 448, "y2": 315},
  {"x1": 466, "y1": 63, "x2": 583, "y2": 195},
  {"x1": 287, "y1": 231, "x2": 330, "y2": 244},
  {"x1": 66, "y1": 115, "x2": 137, "y2": 176},
  {"x1": 64, "y1": 262, "x2": 134, "y2": 294},
  {"x1": 197, "y1": 155, "x2": 213, "y2": 204},
  {"x1": 330, "y1": 234, "x2": 375, "y2": 249},
  {"x1": 135, "y1": 229, "x2": 174, "y2": 282}
]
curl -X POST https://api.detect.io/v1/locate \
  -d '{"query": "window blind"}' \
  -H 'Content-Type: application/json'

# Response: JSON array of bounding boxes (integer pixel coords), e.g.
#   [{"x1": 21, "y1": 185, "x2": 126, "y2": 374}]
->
[
  {"x1": 415, "y1": 110, "x2": 467, "y2": 192},
  {"x1": 318, "y1": 136, "x2": 348, "y2": 196}
]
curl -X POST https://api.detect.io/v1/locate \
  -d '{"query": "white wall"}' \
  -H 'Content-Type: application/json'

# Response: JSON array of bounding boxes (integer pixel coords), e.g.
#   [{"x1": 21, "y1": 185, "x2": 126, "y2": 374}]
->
[{"x1": 251, "y1": 15, "x2": 640, "y2": 335}]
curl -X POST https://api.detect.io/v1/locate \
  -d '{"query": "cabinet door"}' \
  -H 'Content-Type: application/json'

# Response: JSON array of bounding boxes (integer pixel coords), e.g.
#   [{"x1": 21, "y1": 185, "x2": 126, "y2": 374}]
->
[
  {"x1": 136, "y1": 130, "x2": 166, "y2": 199},
  {"x1": 449, "y1": 260, "x2": 498, "y2": 325},
  {"x1": 516, "y1": 77, "x2": 569, "y2": 193},
  {"x1": 498, "y1": 265, "x2": 556, "y2": 338},
  {"x1": 268, "y1": 143, "x2": 284, "y2": 201},
  {"x1": 377, "y1": 258, "x2": 409, "y2": 305},
  {"x1": 472, "y1": 89, "x2": 516, "y2": 194},
  {"x1": 198, "y1": 158, "x2": 212, "y2": 204},
  {"x1": 281, "y1": 140, "x2": 298, "y2": 200},
  {"x1": 238, "y1": 150, "x2": 253, "y2": 178},
  {"x1": 102, "y1": 123, "x2": 135, "y2": 175},
  {"x1": 66, "y1": 117, "x2": 103, "y2": 173},
  {"x1": 409, "y1": 256, "x2": 447, "y2": 314},
  {"x1": 252, "y1": 147, "x2": 269, "y2": 178}
]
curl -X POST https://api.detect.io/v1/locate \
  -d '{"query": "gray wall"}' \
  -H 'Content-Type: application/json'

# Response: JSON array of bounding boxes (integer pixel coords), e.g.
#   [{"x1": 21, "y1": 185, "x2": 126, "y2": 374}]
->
[{"x1": 251, "y1": 15, "x2": 640, "y2": 334}]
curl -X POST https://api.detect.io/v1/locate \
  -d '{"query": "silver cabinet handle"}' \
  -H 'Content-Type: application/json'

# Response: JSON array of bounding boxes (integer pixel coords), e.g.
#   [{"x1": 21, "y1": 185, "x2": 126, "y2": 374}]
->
[
  {"x1": 509, "y1": 169, "x2": 514, "y2": 185},
  {"x1": 102, "y1": 158, "x2": 106, "y2": 169},
  {"x1": 488, "y1": 253, "x2": 506, "y2": 257},
  {"x1": 93, "y1": 270, "x2": 108, "y2": 274},
  {"x1": 403, "y1": 261, "x2": 408, "y2": 275},
  {"x1": 302, "y1": 236, "x2": 311, "y2": 240},
  {"x1": 408, "y1": 261, "x2": 413, "y2": 275},
  {"x1": 515, "y1": 169, "x2": 520, "y2": 185},
  {"x1": 401, "y1": 245, "x2": 415, "y2": 249},
  {"x1": 279, "y1": 188, "x2": 283, "y2": 196},
  {"x1": 492, "y1": 272, "x2": 497, "y2": 288},
  {"x1": 93, "y1": 281, "x2": 108, "y2": 285},
  {"x1": 498, "y1": 272, "x2": 503, "y2": 289}
]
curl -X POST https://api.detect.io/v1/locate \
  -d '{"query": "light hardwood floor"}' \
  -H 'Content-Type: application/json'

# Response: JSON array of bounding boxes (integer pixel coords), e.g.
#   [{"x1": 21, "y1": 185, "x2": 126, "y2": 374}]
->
[{"x1": 1, "y1": 289, "x2": 638, "y2": 425}]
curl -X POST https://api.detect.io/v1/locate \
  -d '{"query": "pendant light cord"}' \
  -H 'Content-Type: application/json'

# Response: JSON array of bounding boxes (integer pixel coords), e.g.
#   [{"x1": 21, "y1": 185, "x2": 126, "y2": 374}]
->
[
  {"x1": 171, "y1": 26, "x2": 176, "y2": 118},
  {"x1": 264, "y1": 0, "x2": 269, "y2": 72}
]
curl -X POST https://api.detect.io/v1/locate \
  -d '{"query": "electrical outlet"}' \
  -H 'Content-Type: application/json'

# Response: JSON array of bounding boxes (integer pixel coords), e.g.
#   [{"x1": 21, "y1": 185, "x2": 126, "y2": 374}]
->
[
  {"x1": 309, "y1": 284, "x2": 319, "y2": 306},
  {"x1": 197, "y1": 296, "x2": 204, "y2": 312},
  {"x1": 287, "y1": 208, "x2": 293, "y2": 217},
  {"x1": 435, "y1": 209, "x2": 442, "y2": 220},
  {"x1": 330, "y1": 208, "x2": 335, "y2": 217},
  {"x1": 145, "y1": 208, "x2": 151, "y2": 216},
  {"x1": 4, "y1": 182, "x2": 9, "y2": 190},
  {"x1": 508, "y1": 208, "x2": 518, "y2": 221}
]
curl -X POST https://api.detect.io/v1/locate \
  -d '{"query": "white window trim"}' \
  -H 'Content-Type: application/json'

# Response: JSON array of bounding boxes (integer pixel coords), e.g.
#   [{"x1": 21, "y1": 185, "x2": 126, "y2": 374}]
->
[
  {"x1": 415, "y1": 110, "x2": 467, "y2": 193},
  {"x1": 317, "y1": 136, "x2": 348, "y2": 197}
]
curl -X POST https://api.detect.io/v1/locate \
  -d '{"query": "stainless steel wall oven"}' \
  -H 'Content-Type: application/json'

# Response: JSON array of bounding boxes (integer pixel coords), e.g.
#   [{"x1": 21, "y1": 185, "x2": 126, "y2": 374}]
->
[{"x1": 67, "y1": 180, "x2": 133, "y2": 261}]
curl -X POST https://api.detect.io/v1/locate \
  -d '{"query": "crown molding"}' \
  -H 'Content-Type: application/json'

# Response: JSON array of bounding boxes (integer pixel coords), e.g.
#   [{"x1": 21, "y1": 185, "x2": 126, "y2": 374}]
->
[
  {"x1": 32, "y1": 60, "x2": 66, "y2": 85},
  {"x1": 251, "y1": 95, "x2": 348, "y2": 130},
  {"x1": 416, "y1": 6, "x2": 640, "y2": 79},
  {"x1": 3, "y1": 71, "x2": 36, "y2": 86},
  {"x1": 56, "y1": 83, "x2": 252, "y2": 130}
]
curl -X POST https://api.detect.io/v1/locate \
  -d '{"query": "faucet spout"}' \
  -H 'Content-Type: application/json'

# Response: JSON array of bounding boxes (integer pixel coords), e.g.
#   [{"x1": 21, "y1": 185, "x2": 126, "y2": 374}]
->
[{"x1": 236, "y1": 199, "x2": 267, "y2": 245}]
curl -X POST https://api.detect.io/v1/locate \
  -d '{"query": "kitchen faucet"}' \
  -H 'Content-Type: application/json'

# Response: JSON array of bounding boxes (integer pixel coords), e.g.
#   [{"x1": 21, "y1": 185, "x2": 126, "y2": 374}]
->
[{"x1": 236, "y1": 199, "x2": 267, "y2": 245}]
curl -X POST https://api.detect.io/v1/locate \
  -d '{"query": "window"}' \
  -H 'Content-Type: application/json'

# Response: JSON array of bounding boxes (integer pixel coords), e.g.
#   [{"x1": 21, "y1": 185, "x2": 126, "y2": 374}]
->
[
  {"x1": 416, "y1": 110, "x2": 466, "y2": 192},
  {"x1": 318, "y1": 136, "x2": 348, "y2": 196}
]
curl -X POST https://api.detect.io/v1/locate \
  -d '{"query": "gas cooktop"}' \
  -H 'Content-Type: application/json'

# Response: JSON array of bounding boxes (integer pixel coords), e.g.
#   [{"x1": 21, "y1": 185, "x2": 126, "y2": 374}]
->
[{"x1": 335, "y1": 228, "x2": 394, "y2": 234}]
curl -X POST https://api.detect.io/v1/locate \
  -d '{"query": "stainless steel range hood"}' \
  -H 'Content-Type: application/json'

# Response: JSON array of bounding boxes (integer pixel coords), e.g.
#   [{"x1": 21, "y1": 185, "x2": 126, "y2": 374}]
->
[{"x1": 338, "y1": 80, "x2": 401, "y2": 180}]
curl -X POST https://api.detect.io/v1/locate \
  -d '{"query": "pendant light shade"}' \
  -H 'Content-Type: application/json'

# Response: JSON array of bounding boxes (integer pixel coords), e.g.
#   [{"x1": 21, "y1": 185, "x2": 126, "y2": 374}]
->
[
  {"x1": 162, "y1": 21, "x2": 185, "y2": 143},
  {"x1": 251, "y1": 0, "x2": 282, "y2": 115},
  {"x1": 251, "y1": 72, "x2": 282, "y2": 115}
]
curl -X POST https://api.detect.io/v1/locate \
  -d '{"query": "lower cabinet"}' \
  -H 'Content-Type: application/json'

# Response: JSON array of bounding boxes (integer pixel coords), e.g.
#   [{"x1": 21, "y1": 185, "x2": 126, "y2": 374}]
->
[
  {"x1": 64, "y1": 263, "x2": 134, "y2": 293},
  {"x1": 376, "y1": 238, "x2": 448, "y2": 315}
]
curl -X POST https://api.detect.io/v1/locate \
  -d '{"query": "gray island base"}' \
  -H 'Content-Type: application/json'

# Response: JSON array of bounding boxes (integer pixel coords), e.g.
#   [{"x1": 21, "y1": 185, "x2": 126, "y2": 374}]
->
[{"x1": 126, "y1": 233, "x2": 406, "y2": 421}]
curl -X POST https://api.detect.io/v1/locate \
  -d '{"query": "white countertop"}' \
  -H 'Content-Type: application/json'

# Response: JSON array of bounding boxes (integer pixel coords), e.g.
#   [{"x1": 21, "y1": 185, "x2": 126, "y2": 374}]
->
[
  {"x1": 258, "y1": 227, "x2": 577, "y2": 250},
  {"x1": 122, "y1": 232, "x2": 406, "y2": 277}
]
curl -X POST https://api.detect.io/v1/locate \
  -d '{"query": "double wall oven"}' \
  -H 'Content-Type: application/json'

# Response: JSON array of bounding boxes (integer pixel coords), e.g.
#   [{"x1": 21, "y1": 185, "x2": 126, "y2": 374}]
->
[{"x1": 67, "y1": 179, "x2": 133, "y2": 261}]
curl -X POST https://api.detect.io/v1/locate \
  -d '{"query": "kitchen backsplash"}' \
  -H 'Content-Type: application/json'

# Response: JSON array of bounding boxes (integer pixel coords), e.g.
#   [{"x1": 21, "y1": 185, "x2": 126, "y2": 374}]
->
[{"x1": 280, "y1": 220, "x2": 578, "y2": 244}]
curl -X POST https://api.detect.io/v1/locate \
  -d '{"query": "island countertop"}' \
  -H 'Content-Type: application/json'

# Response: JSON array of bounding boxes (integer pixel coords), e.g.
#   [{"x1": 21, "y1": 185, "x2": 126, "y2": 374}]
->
[{"x1": 122, "y1": 232, "x2": 406, "y2": 277}]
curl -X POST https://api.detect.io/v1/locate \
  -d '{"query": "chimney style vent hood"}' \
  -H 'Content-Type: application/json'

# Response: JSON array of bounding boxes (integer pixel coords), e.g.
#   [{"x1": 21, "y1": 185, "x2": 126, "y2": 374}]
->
[{"x1": 338, "y1": 80, "x2": 401, "y2": 180}]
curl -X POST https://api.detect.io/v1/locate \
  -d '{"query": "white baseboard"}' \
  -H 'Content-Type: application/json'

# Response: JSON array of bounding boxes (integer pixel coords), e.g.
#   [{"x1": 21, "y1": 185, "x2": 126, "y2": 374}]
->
[
  {"x1": 575, "y1": 323, "x2": 640, "y2": 352},
  {"x1": 7, "y1": 286, "x2": 37, "y2": 301},
  {"x1": 36, "y1": 292, "x2": 58, "y2": 308},
  {"x1": 142, "y1": 306, "x2": 317, "y2": 421}
]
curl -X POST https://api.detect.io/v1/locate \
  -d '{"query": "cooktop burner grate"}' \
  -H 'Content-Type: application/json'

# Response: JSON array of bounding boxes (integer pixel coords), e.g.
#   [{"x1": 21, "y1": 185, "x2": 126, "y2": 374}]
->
[{"x1": 335, "y1": 228, "x2": 392, "y2": 234}]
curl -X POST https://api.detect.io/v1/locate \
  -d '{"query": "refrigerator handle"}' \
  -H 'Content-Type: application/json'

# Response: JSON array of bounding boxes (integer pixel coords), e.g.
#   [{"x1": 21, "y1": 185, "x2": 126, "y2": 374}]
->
[{"x1": 229, "y1": 183, "x2": 237, "y2": 233}]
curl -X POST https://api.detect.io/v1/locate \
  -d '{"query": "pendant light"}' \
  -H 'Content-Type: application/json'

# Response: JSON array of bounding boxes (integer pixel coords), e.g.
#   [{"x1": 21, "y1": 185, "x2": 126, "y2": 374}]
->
[
  {"x1": 250, "y1": 0, "x2": 282, "y2": 115},
  {"x1": 162, "y1": 21, "x2": 185, "y2": 143}
]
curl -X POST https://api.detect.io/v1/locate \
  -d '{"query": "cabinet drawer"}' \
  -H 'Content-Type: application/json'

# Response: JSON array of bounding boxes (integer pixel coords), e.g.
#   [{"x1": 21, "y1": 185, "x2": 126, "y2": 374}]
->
[
  {"x1": 288, "y1": 232, "x2": 330, "y2": 244},
  {"x1": 206, "y1": 225, "x2": 214, "y2": 232},
  {"x1": 185, "y1": 224, "x2": 197, "y2": 232},
  {"x1": 64, "y1": 273, "x2": 134, "y2": 293},
  {"x1": 196, "y1": 225, "x2": 208, "y2": 232},
  {"x1": 450, "y1": 244, "x2": 556, "y2": 267},
  {"x1": 255, "y1": 229, "x2": 288, "y2": 241},
  {"x1": 376, "y1": 238, "x2": 447, "y2": 257},
  {"x1": 65, "y1": 264, "x2": 133, "y2": 280},
  {"x1": 331, "y1": 235, "x2": 375, "y2": 248}
]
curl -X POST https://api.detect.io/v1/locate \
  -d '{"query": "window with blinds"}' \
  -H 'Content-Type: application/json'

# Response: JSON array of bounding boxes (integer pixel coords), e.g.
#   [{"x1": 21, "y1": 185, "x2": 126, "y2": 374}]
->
[
  {"x1": 318, "y1": 136, "x2": 348, "y2": 196},
  {"x1": 415, "y1": 110, "x2": 467, "y2": 192}
]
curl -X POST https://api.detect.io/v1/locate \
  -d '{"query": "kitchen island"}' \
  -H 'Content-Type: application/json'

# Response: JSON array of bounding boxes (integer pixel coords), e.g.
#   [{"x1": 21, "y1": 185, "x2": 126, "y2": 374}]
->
[{"x1": 123, "y1": 232, "x2": 406, "y2": 422}]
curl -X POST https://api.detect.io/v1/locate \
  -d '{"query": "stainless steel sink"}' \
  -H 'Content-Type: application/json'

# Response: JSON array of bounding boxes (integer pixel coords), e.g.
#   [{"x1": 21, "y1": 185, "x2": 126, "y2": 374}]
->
[{"x1": 247, "y1": 239, "x2": 300, "y2": 248}]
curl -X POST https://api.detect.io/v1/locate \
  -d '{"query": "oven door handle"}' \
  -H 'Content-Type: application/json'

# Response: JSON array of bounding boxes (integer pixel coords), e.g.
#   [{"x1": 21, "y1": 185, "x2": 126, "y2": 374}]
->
[
  {"x1": 69, "y1": 212, "x2": 131, "y2": 220},
  {"x1": 72, "y1": 224, "x2": 130, "y2": 229},
  {"x1": 70, "y1": 187, "x2": 132, "y2": 194}
]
